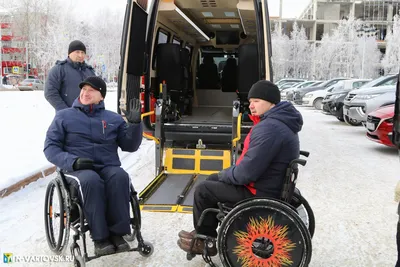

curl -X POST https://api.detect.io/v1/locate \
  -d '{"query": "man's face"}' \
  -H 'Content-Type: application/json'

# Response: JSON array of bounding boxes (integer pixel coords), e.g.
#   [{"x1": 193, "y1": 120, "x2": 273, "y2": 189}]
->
[
  {"x1": 249, "y1": 98, "x2": 274, "y2": 116},
  {"x1": 79, "y1": 85, "x2": 103, "y2": 105},
  {"x1": 69, "y1": 50, "x2": 86, "y2": 63}
]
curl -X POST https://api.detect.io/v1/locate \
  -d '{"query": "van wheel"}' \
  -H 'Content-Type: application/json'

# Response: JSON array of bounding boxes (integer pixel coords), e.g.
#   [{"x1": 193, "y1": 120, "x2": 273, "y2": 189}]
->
[{"x1": 313, "y1": 98, "x2": 323, "y2": 110}]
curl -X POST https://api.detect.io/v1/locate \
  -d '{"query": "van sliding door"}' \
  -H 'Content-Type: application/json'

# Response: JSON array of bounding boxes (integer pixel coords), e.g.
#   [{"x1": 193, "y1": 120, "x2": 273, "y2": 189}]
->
[{"x1": 118, "y1": 0, "x2": 148, "y2": 114}]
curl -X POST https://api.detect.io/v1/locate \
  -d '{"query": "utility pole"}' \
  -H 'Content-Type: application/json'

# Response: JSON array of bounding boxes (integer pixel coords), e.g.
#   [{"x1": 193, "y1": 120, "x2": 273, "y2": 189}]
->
[{"x1": 25, "y1": 42, "x2": 28, "y2": 79}]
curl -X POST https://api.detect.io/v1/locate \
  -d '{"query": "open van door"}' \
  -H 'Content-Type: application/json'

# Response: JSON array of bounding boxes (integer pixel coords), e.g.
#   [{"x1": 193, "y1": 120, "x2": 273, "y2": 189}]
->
[{"x1": 118, "y1": 0, "x2": 149, "y2": 114}]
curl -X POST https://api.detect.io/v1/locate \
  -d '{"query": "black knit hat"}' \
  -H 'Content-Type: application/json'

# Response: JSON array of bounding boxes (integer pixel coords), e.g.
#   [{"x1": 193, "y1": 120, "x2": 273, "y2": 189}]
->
[
  {"x1": 68, "y1": 40, "x2": 86, "y2": 54},
  {"x1": 79, "y1": 76, "x2": 107, "y2": 98},
  {"x1": 248, "y1": 80, "x2": 281, "y2": 104}
]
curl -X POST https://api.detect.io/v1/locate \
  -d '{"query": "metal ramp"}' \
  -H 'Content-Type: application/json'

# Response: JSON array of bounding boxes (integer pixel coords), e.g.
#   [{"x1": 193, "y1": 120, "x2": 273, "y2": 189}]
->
[{"x1": 139, "y1": 148, "x2": 231, "y2": 213}]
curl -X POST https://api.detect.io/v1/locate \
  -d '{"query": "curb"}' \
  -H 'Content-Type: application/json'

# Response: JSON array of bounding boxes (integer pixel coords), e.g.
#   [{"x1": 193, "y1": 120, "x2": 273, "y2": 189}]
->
[{"x1": 0, "y1": 166, "x2": 56, "y2": 198}]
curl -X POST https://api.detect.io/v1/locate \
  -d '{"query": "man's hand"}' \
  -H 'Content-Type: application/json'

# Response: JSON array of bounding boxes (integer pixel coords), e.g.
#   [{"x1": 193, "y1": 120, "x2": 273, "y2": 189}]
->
[
  {"x1": 73, "y1": 158, "x2": 94, "y2": 171},
  {"x1": 122, "y1": 98, "x2": 141, "y2": 124}
]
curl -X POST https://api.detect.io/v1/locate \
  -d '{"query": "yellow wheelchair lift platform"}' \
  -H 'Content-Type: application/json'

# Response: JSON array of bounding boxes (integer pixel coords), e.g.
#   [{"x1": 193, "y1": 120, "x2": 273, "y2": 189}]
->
[
  {"x1": 138, "y1": 148, "x2": 231, "y2": 213},
  {"x1": 137, "y1": 83, "x2": 241, "y2": 214}
]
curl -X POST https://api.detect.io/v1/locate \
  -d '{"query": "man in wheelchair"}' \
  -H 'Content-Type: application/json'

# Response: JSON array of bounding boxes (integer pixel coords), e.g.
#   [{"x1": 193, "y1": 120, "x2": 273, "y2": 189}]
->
[
  {"x1": 43, "y1": 76, "x2": 143, "y2": 257},
  {"x1": 177, "y1": 80, "x2": 304, "y2": 256}
]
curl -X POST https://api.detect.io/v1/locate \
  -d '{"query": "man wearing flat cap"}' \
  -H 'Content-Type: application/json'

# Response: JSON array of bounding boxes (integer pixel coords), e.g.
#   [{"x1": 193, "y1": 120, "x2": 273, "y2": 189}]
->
[
  {"x1": 45, "y1": 40, "x2": 96, "y2": 111},
  {"x1": 177, "y1": 80, "x2": 304, "y2": 256},
  {"x1": 44, "y1": 76, "x2": 143, "y2": 256}
]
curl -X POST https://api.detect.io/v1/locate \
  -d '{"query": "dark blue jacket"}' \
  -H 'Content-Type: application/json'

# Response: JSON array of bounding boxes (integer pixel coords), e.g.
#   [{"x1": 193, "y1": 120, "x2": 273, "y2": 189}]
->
[
  {"x1": 219, "y1": 101, "x2": 303, "y2": 197},
  {"x1": 44, "y1": 58, "x2": 95, "y2": 111},
  {"x1": 43, "y1": 98, "x2": 143, "y2": 172}
]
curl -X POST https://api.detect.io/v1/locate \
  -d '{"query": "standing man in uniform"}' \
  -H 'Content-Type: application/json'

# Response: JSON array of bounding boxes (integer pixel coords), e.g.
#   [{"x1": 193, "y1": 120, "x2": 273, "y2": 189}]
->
[{"x1": 45, "y1": 40, "x2": 96, "y2": 111}]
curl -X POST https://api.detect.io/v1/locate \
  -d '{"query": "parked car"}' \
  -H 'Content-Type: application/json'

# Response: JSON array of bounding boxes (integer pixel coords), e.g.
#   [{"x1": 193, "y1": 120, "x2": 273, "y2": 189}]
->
[
  {"x1": 276, "y1": 78, "x2": 305, "y2": 89},
  {"x1": 291, "y1": 78, "x2": 347, "y2": 104},
  {"x1": 343, "y1": 85, "x2": 396, "y2": 126},
  {"x1": 279, "y1": 81, "x2": 303, "y2": 90},
  {"x1": 365, "y1": 104, "x2": 395, "y2": 148},
  {"x1": 321, "y1": 79, "x2": 371, "y2": 120},
  {"x1": 356, "y1": 74, "x2": 397, "y2": 89},
  {"x1": 281, "y1": 80, "x2": 322, "y2": 100},
  {"x1": 18, "y1": 79, "x2": 44, "y2": 91},
  {"x1": 302, "y1": 86, "x2": 334, "y2": 109}
]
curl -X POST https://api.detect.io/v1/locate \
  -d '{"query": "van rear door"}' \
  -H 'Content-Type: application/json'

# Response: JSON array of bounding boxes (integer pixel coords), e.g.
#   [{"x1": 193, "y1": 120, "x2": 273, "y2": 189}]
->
[{"x1": 118, "y1": 0, "x2": 149, "y2": 114}]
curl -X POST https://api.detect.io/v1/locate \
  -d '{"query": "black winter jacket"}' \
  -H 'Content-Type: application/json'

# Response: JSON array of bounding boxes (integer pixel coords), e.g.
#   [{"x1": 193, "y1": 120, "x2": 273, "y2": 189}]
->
[{"x1": 44, "y1": 58, "x2": 95, "y2": 111}]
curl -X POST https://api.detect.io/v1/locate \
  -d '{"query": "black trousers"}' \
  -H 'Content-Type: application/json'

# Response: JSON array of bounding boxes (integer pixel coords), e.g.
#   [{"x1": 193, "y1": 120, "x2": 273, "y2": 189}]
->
[
  {"x1": 65, "y1": 166, "x2": 131, "y2": 241},
  {"x1": 193, "y1": 173, "x2": 254, "y2": 237}
]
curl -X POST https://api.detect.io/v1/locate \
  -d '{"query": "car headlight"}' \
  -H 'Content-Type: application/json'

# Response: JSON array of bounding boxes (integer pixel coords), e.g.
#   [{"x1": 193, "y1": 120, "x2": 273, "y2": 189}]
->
[
  {"x1": 331, "y1": 93, "x2": 346, "y2": 99},
  {"x1": 353, "y1": 94, "x2": 382, "y2": 100},
  {"x1": 304, "y1": 94, "x2": 312, "y2": 98}
]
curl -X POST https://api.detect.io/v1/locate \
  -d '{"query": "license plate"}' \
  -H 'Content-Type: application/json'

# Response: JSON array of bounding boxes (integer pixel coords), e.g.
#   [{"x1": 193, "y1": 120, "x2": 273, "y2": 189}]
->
[{"x1": 366, "y1": 122, "x2": 375, "y2": 131}]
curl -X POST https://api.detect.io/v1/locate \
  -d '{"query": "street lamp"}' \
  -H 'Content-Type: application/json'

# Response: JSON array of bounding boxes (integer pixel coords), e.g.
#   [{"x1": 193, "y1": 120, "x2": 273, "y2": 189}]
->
[{"x1": 356, "y1": 25, "x2": 376, "y2": 78}]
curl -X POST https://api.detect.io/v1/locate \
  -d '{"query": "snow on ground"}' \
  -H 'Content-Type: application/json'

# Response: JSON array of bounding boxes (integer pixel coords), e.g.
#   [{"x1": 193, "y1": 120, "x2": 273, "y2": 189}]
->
[
  {"x1": 0, "y1": 92, "x2": 399, "y2": 266},
  {"x1": 0, "y1": 91, "x2": 117, "y2": 190}
]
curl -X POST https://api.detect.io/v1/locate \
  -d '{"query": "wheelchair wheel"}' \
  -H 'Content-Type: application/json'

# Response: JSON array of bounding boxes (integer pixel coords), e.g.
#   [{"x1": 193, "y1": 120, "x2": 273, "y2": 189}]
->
[
  {"x1": 218, "y1": 198, "x2": 312, "y2": 267},
  {"x1": 291, "y1": 193, "x2": 315, "y2": 238},
  {"x1": 44, "y1": 179, "x2": 70, "y2": 254},
  {"x1": 125, "y1": 185, "x2": 141, "y2": 242}
]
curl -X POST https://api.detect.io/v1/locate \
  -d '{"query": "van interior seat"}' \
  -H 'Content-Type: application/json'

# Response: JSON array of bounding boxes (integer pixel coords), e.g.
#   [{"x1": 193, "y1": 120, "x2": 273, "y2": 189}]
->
[
  {"x1": 197, "y1": 55, "x2": 220, "y2": 89},
  {"x1": 221, "y1": 57, "x2": 238, "y2": 92}
]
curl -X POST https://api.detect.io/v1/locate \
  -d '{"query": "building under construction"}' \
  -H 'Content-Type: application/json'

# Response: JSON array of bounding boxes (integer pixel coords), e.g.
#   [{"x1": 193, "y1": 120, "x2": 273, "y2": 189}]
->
[{"x1": 273, "y1": 0, "x2": 400, "y2": 52}]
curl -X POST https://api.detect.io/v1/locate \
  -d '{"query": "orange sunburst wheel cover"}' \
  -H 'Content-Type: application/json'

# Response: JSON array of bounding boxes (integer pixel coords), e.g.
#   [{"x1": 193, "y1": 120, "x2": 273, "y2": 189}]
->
[{"x1": 233, "y1": 216, "x2": 296, "y2": 267}]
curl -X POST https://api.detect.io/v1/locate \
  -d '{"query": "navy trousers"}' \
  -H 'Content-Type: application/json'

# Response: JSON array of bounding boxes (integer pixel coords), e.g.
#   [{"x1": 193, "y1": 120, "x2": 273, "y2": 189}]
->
[{"x1": 65, "y1": 166, "x2": 131, "y2": 241}]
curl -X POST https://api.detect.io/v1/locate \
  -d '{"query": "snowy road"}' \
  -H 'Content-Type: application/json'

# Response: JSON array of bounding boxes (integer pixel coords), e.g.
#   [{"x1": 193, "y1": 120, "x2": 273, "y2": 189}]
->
[{"x1": 0, "y1": 105, "x2": 399, "y2": 267}]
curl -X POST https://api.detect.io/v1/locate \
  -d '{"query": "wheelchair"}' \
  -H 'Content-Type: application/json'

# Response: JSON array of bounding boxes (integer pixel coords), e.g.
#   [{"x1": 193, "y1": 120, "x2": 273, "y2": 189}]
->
[
  {"x1": 186, "y1": 151, "x2": 314, "y2": 267},
  {"x1": 44, "y1": 169, "x2": 153, "y2": 267}
]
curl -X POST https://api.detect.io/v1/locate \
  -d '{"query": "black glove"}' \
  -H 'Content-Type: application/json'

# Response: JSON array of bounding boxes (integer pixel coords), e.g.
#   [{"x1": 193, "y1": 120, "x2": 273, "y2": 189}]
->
[
  {"x1": 122, "y1": 98, "x2": 141, "y2": 124},
  {"x1": 73, "y1": 158, "x2": 94, "y2": 171}
]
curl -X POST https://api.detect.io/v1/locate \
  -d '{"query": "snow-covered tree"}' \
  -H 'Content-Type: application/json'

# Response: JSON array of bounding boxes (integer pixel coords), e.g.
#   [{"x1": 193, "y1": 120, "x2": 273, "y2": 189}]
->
[
  {"x1": 381, "y1": 15, "x2": 400, "y2": 75},
  {"x1": 314, "y1": 17, "x2": 381, "y2": 80},
  {"x1": 271, "y1": 22, "x2": 290, "y2": 81},
  {"x1": 288, "y1": 22, "x2": 312, "y2": 79},
  {"x1": 84, "y1": 8, "x2": 124, "y2": 82}
]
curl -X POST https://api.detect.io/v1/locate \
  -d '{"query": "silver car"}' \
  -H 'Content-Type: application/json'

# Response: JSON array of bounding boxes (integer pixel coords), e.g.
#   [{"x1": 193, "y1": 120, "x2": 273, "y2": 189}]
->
[
  {"x1": 18, "y1": 79, "x2": 44, "y2": 91},
  {"x1": 343, "y1": 85, "x2": 396, "y2": 126}
]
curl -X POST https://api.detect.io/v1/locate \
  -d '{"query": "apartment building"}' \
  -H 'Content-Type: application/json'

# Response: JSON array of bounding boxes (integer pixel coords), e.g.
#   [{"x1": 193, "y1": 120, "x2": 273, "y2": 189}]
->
[
  {"x1": 0, "y1": 8, "x2": 36, "y2": 81},
  {"x1": 272, "y1": 0, "x2": 400, "y2": 52}
]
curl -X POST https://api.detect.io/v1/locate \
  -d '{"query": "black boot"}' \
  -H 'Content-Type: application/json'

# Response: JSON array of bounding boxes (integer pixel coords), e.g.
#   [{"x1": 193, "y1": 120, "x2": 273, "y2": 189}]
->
[
  {"x1": 110, "y1": 235, "x2": 130, "y2": 253},
  {"x1": 94, "y1": 239, "x2": 115, "y2": 256}
]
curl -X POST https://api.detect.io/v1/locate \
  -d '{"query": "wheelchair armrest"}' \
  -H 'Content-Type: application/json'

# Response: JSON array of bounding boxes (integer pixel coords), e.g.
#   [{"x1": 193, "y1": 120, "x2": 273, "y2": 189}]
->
[{"x1": 300, "y1": 150, "x2": 310, "y2": 157}]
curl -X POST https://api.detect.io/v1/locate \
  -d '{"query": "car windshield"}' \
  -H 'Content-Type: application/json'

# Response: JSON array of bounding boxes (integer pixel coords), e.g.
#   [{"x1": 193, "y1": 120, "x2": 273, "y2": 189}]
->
[
  {"x1": 310, "y1": 81, "x2": 323, "y2": 87},
  {"x1": 360, "y1": 76, "x2": 394, "y2": 88}
]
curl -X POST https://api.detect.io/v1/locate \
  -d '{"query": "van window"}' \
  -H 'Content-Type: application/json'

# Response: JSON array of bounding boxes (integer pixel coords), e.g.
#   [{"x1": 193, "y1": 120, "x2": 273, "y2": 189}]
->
[
  {"x1": 173, "y1": 37, "x2": 181, "y2": 45},
  {"x1": 152, "y1": 28, "x2": 170, "y2": 70}
]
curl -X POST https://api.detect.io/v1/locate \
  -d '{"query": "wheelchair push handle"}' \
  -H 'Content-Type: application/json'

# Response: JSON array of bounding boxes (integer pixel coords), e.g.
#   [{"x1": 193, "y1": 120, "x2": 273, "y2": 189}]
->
[
  {"x1": 300, "y1": 150, "x2": 310, "y2": 157},
  {"x1": 291, "y1": 159, "x2": 307, "y2": 167}
]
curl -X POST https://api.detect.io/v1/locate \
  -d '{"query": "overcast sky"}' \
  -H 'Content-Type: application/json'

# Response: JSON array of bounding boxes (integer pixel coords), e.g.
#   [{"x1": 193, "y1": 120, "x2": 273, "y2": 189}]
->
[{"x1": 68, "y1": 0, "x2": 311, "y2": 19}]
